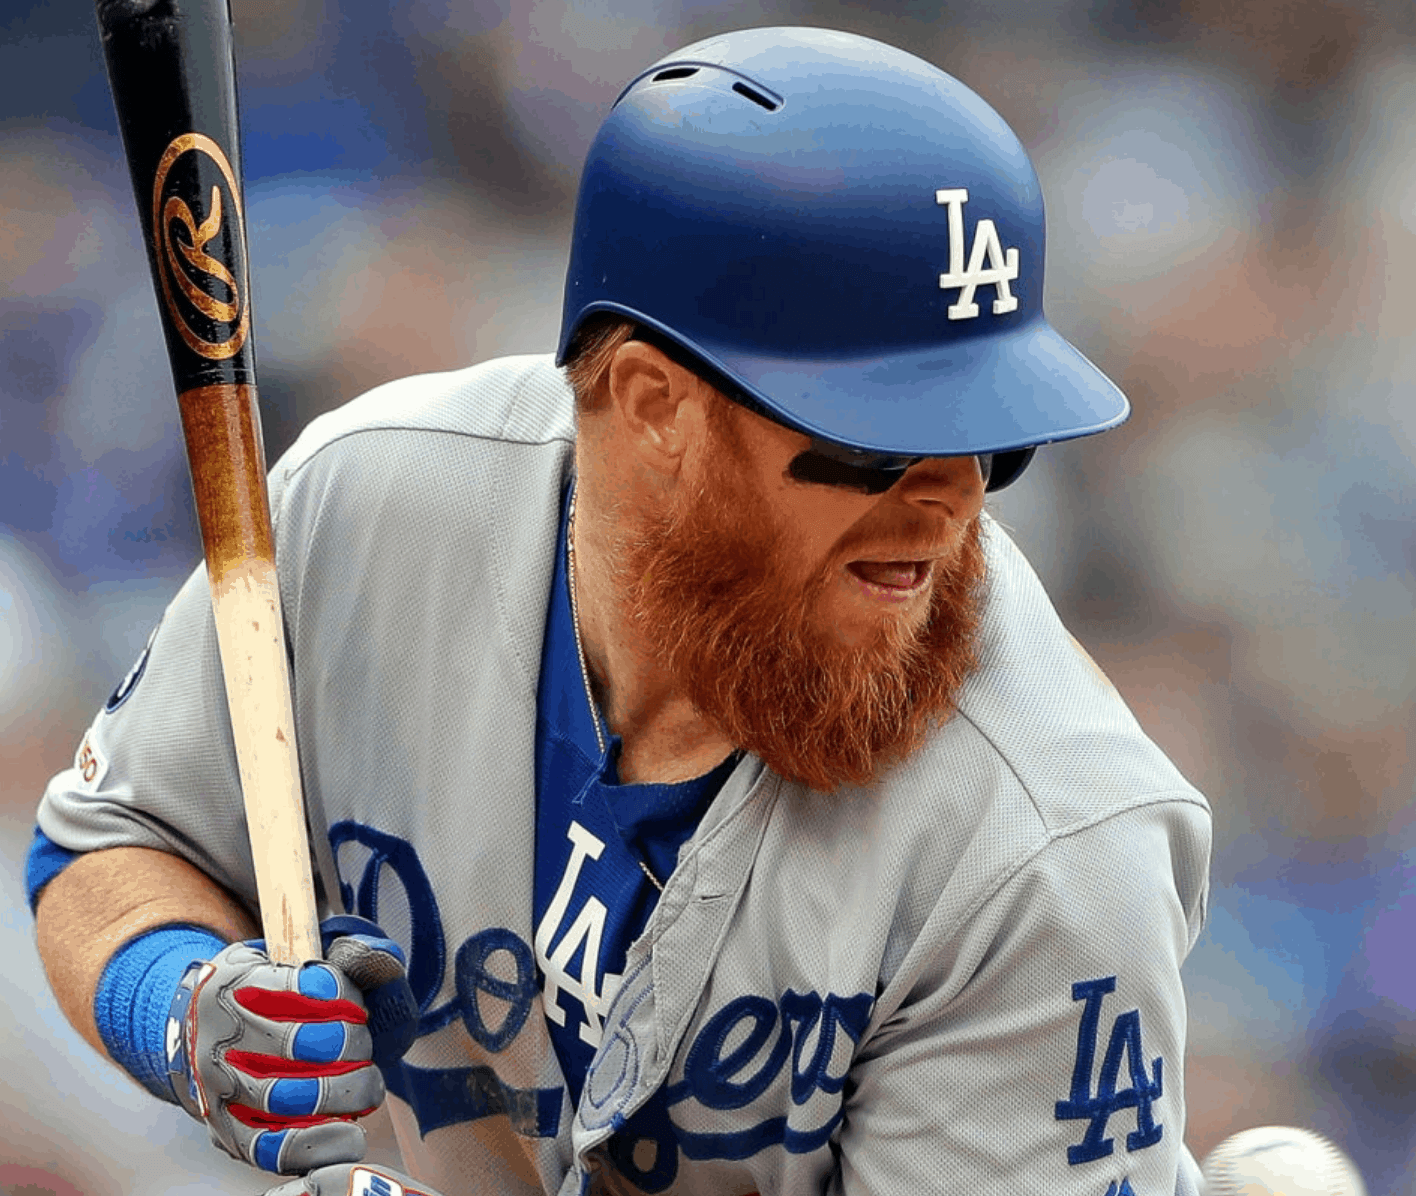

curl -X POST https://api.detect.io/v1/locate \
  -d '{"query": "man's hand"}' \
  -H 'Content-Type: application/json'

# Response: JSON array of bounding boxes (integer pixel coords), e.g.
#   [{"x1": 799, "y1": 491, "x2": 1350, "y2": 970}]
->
[
  {"x1": 169, "y1": 916, "x2": 418, "y2": 1174},
  {"x1": 264, "y1": 1163, "x2": 446, "y2": 1196}
]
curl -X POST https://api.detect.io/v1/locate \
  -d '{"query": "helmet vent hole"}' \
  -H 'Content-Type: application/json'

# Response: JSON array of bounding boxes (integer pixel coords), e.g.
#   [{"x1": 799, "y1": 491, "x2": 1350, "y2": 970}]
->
[
  {"x1": 732, "y1": 82, "x2": 779, "y2": 111},
  {"x1": 652, "y1": 67, "x2": 699, "y2": 82}
]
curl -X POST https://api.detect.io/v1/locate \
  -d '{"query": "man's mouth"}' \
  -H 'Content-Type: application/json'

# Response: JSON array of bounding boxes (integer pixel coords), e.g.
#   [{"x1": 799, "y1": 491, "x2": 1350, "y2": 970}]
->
[{"x1": 847, "y1": 559, "x2": 931, "y2": 595}]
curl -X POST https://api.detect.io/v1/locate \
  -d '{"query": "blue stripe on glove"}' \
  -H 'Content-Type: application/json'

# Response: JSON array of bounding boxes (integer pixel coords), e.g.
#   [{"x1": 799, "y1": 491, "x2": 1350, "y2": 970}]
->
[
  {"x1": 293, "y1": 1021, "x2": 348, "y2": 1063},
  {"x1": 298, "y1": 965, "x2": 341, "y2": 1001},
  {"x1": 254, "y1": 1130, "x2": 289, "y2": 1173},
  {"x1": 268, "y1": 1078, "x2": 322, "y2": 1117}
]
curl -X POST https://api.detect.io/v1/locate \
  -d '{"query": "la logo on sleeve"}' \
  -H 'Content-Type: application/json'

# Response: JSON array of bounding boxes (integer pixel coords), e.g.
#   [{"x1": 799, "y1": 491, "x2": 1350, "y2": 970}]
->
[{"x1": 1055, "y1": 976, "x2": 1164, "y2": 1166}]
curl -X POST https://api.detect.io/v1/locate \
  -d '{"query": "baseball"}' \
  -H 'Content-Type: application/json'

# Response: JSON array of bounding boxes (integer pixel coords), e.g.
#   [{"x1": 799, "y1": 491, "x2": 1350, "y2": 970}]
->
[{"x1": 1201, "y1": 1125, "x2": 1367, "y2": 1196}]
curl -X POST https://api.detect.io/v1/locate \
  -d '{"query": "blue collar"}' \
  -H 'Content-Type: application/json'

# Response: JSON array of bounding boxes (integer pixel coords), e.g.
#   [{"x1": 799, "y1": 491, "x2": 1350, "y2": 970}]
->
[{"x1": 538, "y1": 482, "x2": 611, "y2": 779}]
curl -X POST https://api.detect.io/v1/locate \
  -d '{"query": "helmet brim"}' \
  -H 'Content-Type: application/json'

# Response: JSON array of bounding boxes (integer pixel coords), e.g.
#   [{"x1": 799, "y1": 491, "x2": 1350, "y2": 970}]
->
[{"x1": 691, "y1": 314, "x2": 1130, "y2": 457}]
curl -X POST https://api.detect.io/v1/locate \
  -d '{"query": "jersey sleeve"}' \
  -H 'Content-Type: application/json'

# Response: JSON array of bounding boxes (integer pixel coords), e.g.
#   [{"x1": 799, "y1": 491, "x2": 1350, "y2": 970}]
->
[
  {"x1": 34, "y1": 554, "x2": 265, "y2": 909},
  {"x1": 33, "y1": 357, "x2": 576, "y2": 918},
  {"x1": 832, "y1": 794, "x2": 1209, "y2": 1196}
]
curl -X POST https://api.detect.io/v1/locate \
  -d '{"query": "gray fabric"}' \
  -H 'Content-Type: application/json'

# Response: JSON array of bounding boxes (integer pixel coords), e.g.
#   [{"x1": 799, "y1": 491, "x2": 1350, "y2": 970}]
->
[{"x1": 39, "y1": 354, "x2": 1211, "y2": 1196}]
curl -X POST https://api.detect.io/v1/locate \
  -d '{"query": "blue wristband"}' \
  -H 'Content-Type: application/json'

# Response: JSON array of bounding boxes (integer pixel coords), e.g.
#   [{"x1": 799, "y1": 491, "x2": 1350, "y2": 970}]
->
[{"x1": 93, "y1": 924, "x2": 227, "y2": 1101}]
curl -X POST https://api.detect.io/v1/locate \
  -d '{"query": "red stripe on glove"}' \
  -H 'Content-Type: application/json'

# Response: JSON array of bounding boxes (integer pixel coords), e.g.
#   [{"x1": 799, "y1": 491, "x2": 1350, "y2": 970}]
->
[
  {"x1": 225, "y1": 1050, "x2": 371, "y2": 1079},
  {"x1": 226, "y1": 1104, "x2": 380, "y2": 1130},
  {"x1": 234, "y1": 988, "x2": 369, "y2": 1024}
]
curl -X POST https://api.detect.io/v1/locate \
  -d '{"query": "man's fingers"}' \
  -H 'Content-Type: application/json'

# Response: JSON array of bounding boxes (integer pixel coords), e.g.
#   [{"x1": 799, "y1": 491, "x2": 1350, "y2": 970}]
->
[
  {"x1": 322, "y1": 934, "x2": 419, "y2": 1069},
  {"x1": 326, "y1": 934, "x2": 407, "y2": 989},
  {"x1": 223, "y1": 1059, "x2": 386, "y2": 1122},
  {"x1": 202, "y1": 951, "x2": 386, "y2": 1128},
  {"x1": 222, "y1": 1012, "x2": 376, "y2": 1068},
  {"x1": 233, "y1": 986, "x2": 367, "y2": 1025},
  {"x1": 156, "y1": 928, "x2": 409, "y2": 1172},
  {"x1": 221, "y1": 962, "x2": 376, "y2": 1077},
  {"x1": 245, "y1": 1120, "x2": 371, "y2": 1176},
  {"x1": 226, "y1": 1050, "x2": 367, "y2": 1078}
]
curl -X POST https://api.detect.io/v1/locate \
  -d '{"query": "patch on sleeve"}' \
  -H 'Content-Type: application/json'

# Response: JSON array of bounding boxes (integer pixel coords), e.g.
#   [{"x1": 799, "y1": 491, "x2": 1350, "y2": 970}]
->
[
  {"x1": 73, "y1": 729, "x2": 109, "y2": 791},
  {"x1": 1055, "y1": 976, "x2": 1164, "y2": 1166},
  {"x1": 105, "y1": 622, "x2": 159, "y2": 713}
]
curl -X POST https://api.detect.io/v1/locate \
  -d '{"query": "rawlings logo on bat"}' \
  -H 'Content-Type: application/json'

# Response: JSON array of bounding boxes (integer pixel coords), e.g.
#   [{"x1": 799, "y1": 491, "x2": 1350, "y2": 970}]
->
[{"x1": 151, "y1": 132, "x2": 251, "y2": 361}]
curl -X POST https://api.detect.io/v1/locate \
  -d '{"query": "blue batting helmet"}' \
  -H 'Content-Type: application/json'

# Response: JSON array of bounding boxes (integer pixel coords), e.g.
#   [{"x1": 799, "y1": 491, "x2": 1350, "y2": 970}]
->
[{"x1": 557, "y1": 26, "x2": 1129, "y2": 491}]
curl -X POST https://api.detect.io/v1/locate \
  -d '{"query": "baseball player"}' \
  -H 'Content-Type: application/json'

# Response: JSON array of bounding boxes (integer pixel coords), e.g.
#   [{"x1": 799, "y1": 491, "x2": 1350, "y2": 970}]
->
[{"x1": 30, "y1": 27, "x2": 1211, "y2": 1196}]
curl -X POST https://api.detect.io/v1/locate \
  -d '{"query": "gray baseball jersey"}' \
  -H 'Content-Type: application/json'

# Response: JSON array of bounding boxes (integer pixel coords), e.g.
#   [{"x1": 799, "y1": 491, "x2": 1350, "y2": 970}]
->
[{"x1": 38, "y1": 355, "x2": 1211, "y2": 1196}]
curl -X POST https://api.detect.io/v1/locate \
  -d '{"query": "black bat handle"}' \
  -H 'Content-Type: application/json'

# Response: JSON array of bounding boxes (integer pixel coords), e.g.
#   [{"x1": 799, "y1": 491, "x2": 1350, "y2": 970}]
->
[{"x1": 95, "y1": 0, "x2": 256, "y2": 394}]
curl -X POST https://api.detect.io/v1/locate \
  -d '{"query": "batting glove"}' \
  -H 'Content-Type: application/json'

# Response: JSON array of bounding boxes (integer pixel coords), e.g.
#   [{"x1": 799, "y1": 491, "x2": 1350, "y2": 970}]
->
[
  {"x1": 166, "y1": 915, "x2": 418, "y2": 1174},
  {"x1": 264, "y1": 1163, "x2": 446, "y2": 1196}
]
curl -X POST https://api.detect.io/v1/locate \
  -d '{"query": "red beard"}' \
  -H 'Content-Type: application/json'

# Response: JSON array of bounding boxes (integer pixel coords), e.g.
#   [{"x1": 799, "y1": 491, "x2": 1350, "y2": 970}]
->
[{"x1": 619, "y1": 440, "x2": 987, "y2": 793}]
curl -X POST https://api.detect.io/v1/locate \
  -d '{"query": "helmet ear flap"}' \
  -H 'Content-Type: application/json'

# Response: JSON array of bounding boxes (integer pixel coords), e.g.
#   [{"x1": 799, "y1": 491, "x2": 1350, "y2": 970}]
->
[{"x1": 984, "y1": 447, "x2": 1036, "y2": 492}]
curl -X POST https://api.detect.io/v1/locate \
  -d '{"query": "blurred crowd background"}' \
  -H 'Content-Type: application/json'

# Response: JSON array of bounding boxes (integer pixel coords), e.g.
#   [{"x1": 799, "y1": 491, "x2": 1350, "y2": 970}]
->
[{"x1": 3, "y1": 0, "x2": 1415, "y2": 1193}]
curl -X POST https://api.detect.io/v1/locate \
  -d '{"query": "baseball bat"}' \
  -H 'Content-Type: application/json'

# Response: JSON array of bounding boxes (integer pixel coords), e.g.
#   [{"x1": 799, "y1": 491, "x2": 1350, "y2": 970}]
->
[{"x1": 95, "y1": 0, "x2": 321, "y2": 964}]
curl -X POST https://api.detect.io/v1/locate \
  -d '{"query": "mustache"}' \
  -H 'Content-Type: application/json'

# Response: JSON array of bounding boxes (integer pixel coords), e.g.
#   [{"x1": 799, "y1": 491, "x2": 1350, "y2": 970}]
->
[{"x1": 833, "y1": 513, "x2": 970, "y2": 569}]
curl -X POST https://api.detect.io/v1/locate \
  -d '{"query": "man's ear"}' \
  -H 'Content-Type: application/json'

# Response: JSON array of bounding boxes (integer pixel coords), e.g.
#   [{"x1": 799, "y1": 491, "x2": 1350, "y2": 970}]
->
[{"x1": 606, "y1": 340, "x2": 707, "y2": 478}]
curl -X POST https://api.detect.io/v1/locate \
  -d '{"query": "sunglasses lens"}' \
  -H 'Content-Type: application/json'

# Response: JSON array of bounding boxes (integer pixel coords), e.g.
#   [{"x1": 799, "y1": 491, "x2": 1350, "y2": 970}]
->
[
  {"x1": 788, "y1": 451, "x2": 911, "y2": 494},
  {"x1": 789, "y1": 446, "x2": 995, "y2": 494}
]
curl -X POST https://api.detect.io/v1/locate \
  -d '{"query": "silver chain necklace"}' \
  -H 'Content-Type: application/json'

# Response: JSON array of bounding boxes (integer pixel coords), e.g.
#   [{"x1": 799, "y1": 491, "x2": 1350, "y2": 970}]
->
[
  {"x1": 566, "y1": 486, "x2": 606, "y2": 758},
  {"x1": 566, "y1": 485, "x2": 665, "y2": 893}
]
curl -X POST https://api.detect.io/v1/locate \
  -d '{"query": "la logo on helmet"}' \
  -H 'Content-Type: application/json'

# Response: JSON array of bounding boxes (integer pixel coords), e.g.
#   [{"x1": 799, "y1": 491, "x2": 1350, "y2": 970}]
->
[{"x1": 936, "y1": 188, "x2": 1021, "y2": 320}]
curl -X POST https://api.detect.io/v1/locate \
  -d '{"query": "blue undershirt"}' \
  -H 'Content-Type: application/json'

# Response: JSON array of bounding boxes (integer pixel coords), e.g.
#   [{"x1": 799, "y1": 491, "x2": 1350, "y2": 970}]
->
[{"x1": 533, "y1": 481, "x2": 737, "y2": 1106}]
